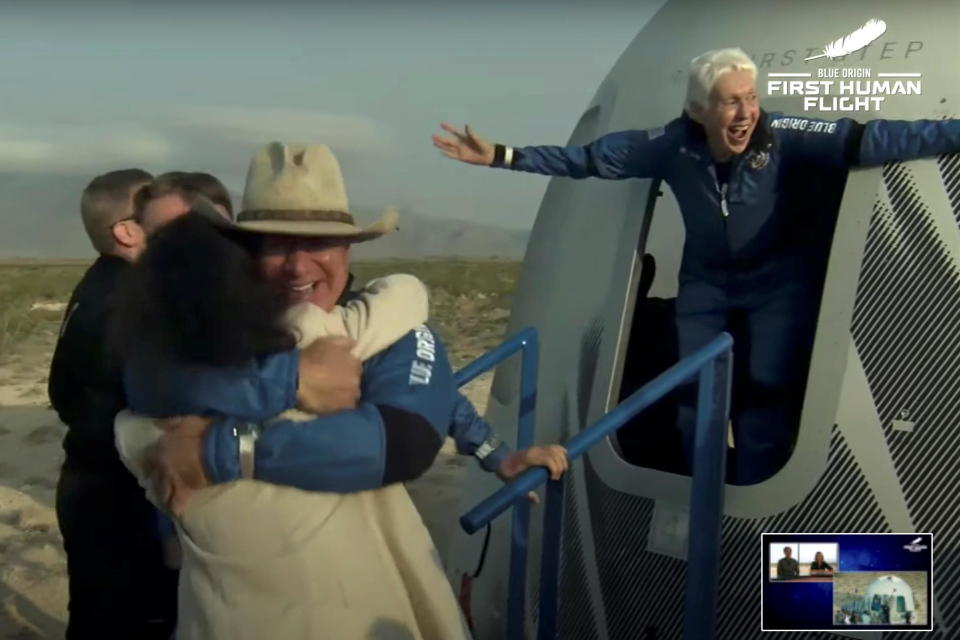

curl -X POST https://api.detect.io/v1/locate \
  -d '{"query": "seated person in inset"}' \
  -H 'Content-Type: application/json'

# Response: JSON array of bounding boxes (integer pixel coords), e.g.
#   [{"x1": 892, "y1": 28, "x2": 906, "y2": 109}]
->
[
  {"x1": 776, "y1": 546, "x2": 799, "y2": 580},
  {"x1": 809, "y1": 550, "x2": 834, "y2": 576}
]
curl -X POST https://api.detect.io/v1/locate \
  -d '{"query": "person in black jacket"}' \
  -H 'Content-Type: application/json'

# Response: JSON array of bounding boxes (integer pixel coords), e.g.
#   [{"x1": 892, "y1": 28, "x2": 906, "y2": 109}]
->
[{"x1": 48, "y1": 168, "x2": 180, "y2": 640}]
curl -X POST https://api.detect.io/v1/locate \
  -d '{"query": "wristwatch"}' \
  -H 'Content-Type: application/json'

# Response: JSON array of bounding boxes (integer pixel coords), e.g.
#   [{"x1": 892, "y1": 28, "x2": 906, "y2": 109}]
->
[
  {"x1": 491, "y1": 144, "x2": 515, "y2": 168},
  {"x1": 475, "y1": 435, "x2": 502, "y2": 462},
  {"x1": 232, "y1": 422, "x2": 260, "y2": 479}
]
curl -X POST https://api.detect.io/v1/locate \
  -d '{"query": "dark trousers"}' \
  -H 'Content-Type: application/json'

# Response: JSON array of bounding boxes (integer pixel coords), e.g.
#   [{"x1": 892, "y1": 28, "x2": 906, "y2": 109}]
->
[
  {"x1": 56, "y1": 458, "x2": 178, "y2": 640},
  {"x1": 675, "y1": 277, "x2": 819, "y2": 485}
]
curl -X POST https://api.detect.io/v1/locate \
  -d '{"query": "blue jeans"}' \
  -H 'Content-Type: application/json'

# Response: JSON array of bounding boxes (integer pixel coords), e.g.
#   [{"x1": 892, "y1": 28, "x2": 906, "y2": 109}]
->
[{"x1": 675, "y1": 276, "x2": 820, "y2": 485}]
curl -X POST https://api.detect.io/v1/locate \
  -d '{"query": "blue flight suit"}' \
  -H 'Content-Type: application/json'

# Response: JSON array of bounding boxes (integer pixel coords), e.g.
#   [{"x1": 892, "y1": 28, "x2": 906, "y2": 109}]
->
[
  {"x1": 125, "y1": 324, "x2": 511, "y2": 494},
  {"x1": 495, "y1": 111, "x2": 960, "y2": 484}
]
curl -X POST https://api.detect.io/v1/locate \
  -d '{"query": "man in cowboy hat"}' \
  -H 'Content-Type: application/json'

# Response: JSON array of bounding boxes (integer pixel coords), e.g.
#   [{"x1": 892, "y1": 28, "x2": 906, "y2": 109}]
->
[
  {"x1": 128, "y1": 169, "x2": 363, "y2": 417},
  {"x1": 146, "y1": 142, "x2": 565, "y2": 514}
]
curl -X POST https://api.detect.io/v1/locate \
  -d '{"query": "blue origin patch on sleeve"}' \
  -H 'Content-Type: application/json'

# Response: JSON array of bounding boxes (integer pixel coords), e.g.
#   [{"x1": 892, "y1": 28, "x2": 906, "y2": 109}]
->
[
  {"x1": 646, "y1": 126, "x2": 665, "y2": 140},
  {"x1": 408, "y1": 324, "x2": 436, "y2": 385},
  {"x1": 770, "y1": 117, "x2": 838, "y2": 134}
]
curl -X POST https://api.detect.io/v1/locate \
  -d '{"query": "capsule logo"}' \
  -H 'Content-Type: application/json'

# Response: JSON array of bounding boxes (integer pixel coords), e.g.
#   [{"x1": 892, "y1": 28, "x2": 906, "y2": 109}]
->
[{"x1": 903, "y1": 537, "x2": 928, "y2": 553}]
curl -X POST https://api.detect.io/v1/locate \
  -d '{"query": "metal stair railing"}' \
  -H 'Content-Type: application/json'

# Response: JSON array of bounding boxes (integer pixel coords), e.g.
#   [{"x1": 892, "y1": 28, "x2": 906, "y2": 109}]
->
[
  {"x1": 456, "y1": 330, "x2": 733, "y2": 640},
  {"x1": 454, "y1": 326, "x2": 540, "y2": 640}
]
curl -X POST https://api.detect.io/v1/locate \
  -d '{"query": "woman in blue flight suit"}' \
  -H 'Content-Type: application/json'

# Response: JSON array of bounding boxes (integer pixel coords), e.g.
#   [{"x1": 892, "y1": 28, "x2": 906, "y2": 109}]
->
[{"x1": 432, "y1": 48, "x2": 960, "y2": 485}]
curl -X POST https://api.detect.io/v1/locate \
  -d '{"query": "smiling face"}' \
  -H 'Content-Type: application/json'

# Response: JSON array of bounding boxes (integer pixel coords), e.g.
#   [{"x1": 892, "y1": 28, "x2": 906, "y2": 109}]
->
[
  {"x1": 697, "y1": 69, "x2": 760, "y2": 161},
  {"x1": 257, "y1": 234, "x2": 351, "y2": 311}
]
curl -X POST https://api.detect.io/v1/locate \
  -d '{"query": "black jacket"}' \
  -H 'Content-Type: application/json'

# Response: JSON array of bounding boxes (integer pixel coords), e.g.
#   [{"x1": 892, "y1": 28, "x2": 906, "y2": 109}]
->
[{"x1": 48, "y1": 255, "x2": 129, "y2": 471}]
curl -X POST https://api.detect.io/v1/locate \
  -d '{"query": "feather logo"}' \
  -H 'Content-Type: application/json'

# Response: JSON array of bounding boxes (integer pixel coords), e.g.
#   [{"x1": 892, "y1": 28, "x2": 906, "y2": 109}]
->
[{"x1": 805, "y1": 19, "x2": 887, "y2": 61}]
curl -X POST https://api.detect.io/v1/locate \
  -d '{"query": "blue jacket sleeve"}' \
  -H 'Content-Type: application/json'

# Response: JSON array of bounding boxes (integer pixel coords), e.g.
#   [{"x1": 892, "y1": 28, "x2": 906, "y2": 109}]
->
[
  {"x1": 508, "y1": 129, "x2": 667, "y2": 180},
  {"x1": 449, "y1": 391, "x2": 511, "y2": 473},
  {"x1": 769, "y1": 113, "x2": 861, "y2": 168},
  {"x1": 858, "y1": 118, "x2": 960, "y2": 167},
  {"x1": 771, "y1": 113, "x2": 960, "y2": 168},
  {"x1": 124, "y1": 350, "x2": 299, "y2": 421},
  {"x1": 202, "y1": 325, "x2": 450, "y2": 492}
]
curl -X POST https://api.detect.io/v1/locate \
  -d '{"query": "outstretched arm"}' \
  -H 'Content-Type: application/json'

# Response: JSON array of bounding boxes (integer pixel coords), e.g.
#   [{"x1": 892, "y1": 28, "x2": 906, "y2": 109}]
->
[
  {"x1": 771, "y1": 112, "x2": 960, "y2": 168},
  {"x1": 858, "y1": 117, "x2": 960, "y2": 166},
  {"x1": 433, "y1": 122, "x2": 666, "y2": 180}
]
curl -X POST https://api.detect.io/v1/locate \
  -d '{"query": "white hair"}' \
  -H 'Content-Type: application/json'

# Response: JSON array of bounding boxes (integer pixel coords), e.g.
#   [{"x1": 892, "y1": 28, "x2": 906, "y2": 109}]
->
[{"x1": 684, "y1": 48, "x2": 757, "y2": 114}]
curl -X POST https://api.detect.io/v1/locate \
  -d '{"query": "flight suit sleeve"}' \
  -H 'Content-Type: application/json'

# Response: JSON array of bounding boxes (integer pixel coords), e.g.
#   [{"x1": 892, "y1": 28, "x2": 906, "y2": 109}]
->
[
  {"x1": 449, "y1": 390, "x2": 511, "y2": 473},
  {"x1": 771, "y1": 113, "x2": 960, "y2": 168},
  {"x1": 857, "y1": 118, "x2": 960, "y2": 166},
  {"x1": 123, "y1": 350, "x2": 300, "y2": 422},
  {"x1": 202, "y1": 326, "x2": 451, "y2": 492},
  {"x1": 503, "y1": 129, "x2": 668, "y2": 180},
  {"x1": 769, "y1": 114, "x2": 864, "y2": 168}
]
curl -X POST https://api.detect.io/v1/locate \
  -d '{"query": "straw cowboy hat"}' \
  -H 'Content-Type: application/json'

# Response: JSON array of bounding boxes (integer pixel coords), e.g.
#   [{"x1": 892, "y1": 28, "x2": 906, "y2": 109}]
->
[{"x1": 233, "y1": 141, "x2": 399, "y2": 242}]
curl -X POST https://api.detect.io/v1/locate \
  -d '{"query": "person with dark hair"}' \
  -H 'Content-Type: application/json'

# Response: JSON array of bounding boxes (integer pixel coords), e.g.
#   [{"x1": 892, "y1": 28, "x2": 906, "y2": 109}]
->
[
  {"x1": 777, "y1": 546, "x2": 799, "y2": 580},
  {"x1": 113, "y1": 144, "x2": 566, "y2": 639},
  {"x1": 110, "y1": 210, "x2": 291, "y2": 372},
  {"x1": 48, "y1": 168, "x2": 179, "y2": 639}
]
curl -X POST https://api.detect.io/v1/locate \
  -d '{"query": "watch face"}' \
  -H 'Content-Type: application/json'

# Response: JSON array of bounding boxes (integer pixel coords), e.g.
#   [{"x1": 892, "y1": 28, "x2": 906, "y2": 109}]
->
[
  {"x1": 234, "y1": 422, "x2": 259, "y2": 437},
  {"x1": 476, "y1": 436, "x2": 501, "y2": 459}
]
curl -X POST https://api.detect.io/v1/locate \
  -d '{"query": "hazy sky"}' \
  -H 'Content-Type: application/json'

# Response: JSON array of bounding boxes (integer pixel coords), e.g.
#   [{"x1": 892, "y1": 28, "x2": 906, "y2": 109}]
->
[{"x1": 0, "y1": 0, "x2": 665, "y2": 235}]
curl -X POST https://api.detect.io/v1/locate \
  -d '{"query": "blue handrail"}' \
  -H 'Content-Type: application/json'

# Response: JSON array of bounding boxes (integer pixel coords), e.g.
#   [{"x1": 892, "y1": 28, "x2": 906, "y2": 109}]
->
[
  {"x1": 455, "y1": 326, "x2": 539, "y2": 640},
  {"x1": 457, "y1": 330, "x2": 733, "y2": 640}
]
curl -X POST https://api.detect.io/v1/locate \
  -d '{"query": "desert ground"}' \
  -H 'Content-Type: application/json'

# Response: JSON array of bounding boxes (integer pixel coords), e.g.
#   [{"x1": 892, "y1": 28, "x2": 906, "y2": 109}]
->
[{"x1": 0, "y1": 260, "x2": 518, "y2": 639}]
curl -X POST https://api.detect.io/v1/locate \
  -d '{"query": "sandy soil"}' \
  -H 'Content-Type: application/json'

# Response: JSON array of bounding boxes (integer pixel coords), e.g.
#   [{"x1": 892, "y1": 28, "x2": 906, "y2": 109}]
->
[{"x1": 0, "y1": 326, "x2": 492, "y2": 639}]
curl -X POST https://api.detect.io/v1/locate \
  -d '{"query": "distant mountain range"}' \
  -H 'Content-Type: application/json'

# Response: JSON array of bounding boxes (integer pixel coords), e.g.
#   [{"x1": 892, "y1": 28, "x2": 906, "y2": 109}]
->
[
  {"x1": 0, "y1": 172, "x2": 530, "y2": 260},
  {"x1": 350, "y1": 208, "x2": 529, "y2": 260}
]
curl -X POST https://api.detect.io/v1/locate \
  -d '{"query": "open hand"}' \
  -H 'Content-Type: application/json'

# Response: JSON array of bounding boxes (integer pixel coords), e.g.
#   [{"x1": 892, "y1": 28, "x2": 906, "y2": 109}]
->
[{"x1": 432, "y1": 123, "x2": 496, "y2": 166}]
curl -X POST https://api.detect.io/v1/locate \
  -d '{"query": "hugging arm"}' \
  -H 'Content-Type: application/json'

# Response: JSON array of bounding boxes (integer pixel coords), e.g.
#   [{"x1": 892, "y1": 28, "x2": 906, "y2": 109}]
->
[
  {"x1": 202, "y1": 326, "x2": 453, "y2": 492},
  {"x1": 123, "y1": 350, "x2": 300, "y2": 422}
]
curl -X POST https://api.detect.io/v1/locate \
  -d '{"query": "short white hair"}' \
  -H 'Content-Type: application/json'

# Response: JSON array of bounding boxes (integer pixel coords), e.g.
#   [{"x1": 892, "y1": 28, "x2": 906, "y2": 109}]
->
[{"x1": 684, "y1": 48, "x2": 757, "y2": 114}]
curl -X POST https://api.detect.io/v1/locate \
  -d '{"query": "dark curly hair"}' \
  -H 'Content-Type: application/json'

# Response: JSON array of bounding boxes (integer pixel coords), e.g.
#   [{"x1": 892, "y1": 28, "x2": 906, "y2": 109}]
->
[{"x1": 110, "y1": 208, "x2": 293, "y2": 368}]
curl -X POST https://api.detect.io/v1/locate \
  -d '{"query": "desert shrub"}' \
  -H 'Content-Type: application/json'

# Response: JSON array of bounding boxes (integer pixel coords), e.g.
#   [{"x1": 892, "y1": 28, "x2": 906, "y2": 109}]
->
[{"x1": 0, "y1": 260, "x2": 521, "y2": 363}]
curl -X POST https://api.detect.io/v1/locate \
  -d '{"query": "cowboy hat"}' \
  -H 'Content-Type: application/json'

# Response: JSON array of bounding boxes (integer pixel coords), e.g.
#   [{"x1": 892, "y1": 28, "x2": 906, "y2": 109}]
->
[{"x1": 234, "y1": 141, "x2": 398, "y2": 242}]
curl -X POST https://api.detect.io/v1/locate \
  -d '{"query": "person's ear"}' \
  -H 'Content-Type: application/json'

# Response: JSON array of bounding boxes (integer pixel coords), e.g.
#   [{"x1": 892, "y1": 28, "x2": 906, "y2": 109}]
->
[{"x1": 112, "y1": 219, "x2": 145, "y2": 249}]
